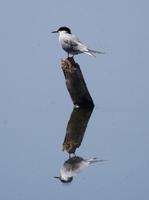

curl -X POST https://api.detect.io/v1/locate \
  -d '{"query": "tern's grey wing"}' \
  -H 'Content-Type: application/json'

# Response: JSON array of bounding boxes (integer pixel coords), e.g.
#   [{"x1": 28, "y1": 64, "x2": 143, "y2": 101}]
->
[
  {"x1": 66, "y1": 33, "x2": 83, "y2": 45},
  {"x1": 64, "y1": 38, "x2": 88, "y2": 53},
  {"x1": 63, "y1": 38, "x2": 80, "y2": 47}
]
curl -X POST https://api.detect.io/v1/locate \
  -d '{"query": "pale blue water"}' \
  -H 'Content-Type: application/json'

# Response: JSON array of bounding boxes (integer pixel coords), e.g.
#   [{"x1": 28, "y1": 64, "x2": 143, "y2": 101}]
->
[{"x1": 0, "y1": 1, "x2": 149, "y2": 199}]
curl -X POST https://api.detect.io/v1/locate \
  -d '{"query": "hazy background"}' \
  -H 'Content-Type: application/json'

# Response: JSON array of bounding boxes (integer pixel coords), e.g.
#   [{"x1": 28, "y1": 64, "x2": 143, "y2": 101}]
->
[{"x1": 0, "y1": 0, "x2": 149, "y2": 199}]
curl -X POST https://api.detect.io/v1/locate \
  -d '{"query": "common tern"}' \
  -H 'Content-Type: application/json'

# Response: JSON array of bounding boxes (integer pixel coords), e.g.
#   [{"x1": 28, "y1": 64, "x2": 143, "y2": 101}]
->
[{"x1": 52, "y1": 26, "x2": 104, "y2": 57}]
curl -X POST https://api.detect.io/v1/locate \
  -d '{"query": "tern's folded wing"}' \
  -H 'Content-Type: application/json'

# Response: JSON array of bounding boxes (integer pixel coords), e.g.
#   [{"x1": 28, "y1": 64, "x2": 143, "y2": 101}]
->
[{"x1": 63, "y1": 38, "x2": 80, "y2": 47}]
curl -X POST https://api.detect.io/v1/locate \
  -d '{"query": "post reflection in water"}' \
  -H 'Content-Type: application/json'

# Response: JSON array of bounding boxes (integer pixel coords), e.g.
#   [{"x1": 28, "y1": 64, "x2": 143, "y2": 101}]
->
[
  {"x1": 54, "y1": 107, "x2": 104, "y2": 183},
  {"x1": 63, "y1": 107, "x2": 93, "y2": 155}
]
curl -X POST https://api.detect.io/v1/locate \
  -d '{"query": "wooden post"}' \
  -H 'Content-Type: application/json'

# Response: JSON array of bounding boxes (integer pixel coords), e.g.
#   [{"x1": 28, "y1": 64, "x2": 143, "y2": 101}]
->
[{"x1": 61, "y1": 57, "x2": 94, "y2": 108}]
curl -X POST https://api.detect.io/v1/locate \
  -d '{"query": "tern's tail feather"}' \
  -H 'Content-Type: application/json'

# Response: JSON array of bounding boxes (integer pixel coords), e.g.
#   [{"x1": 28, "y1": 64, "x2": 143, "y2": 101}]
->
[
  {"x1": 85, "y1": 49, "x2": 105, "y2": 57},
  {"x1": 87, "y1": 158, "x2": 106, "y2": 164}
]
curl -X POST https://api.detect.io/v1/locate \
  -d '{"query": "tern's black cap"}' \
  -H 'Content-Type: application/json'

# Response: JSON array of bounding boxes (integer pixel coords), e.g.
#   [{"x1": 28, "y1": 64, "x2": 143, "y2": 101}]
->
[
  {"x1": 54, "y1": 176, "x2": 73, "y2": 183},
  {"x1": 57, "y1": 26, "x2": 71, "y2": 34}
]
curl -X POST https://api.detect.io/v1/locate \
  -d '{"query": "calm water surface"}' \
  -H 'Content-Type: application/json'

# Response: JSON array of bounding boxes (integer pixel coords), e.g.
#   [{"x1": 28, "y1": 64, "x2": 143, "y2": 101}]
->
[{"x1": 0, "y1": 1, "x2": 149, "y2": 199}]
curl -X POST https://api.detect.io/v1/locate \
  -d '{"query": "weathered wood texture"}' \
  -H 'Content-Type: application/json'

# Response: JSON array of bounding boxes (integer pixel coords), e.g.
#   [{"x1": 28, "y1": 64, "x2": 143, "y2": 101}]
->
[{"x1": 61, "y1": 57, "x2": 94, "y2": 108}]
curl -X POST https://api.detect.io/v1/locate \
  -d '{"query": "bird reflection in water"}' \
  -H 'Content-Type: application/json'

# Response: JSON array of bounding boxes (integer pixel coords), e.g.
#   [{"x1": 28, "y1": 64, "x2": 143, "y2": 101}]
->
[
  {"x1": 54, "y1": 156, "x2": 104, "y2": 183},
  {"x1": 54, "y1": 107, "x2": 104, "y2": 183}
]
